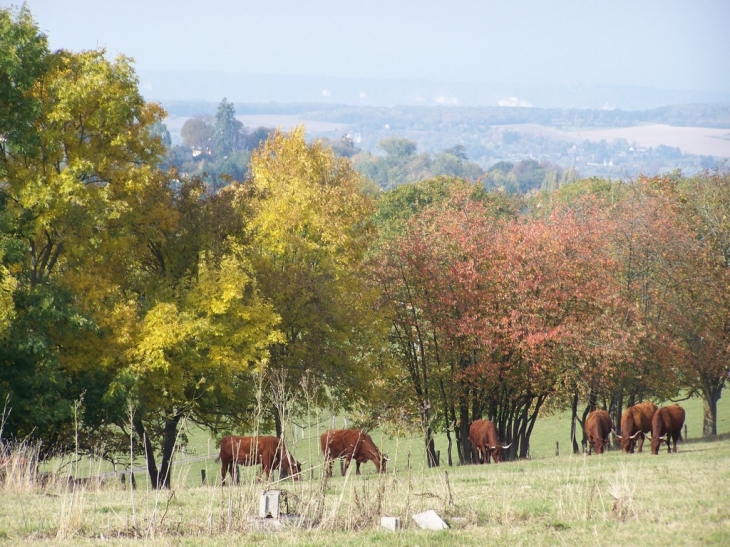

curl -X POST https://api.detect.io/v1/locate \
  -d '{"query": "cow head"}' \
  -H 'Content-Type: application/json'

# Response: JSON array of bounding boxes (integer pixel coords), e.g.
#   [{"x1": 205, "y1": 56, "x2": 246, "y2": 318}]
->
[
  {"x1": 377, "y1": 453, "x2": 389, "y2": 473},
  {"x1": 591, "y1": 436, "x2": 611, "y2": 455},
  {"x1": 650, "y1": 433, "x2": 667, "y2": 455},
  {"x1": 614, "y1": 429, "x2": 642, "y2": 452},
  {"x1": 489, "y1": 442, "x2": 512, "y2": 463},
  {"x1": 280, "y1": 453, "x2": 304, "y2": 480}
]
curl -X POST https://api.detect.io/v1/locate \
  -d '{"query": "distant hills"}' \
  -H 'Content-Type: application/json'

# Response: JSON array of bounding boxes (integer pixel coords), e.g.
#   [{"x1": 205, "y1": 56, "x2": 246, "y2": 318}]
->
[{"x1": 139, "y1": 70, "x2": 730, "y2": 111}]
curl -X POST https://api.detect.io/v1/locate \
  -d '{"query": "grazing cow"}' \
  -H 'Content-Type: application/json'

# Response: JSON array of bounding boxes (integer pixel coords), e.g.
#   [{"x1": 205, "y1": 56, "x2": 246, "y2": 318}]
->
[
  {"x1": 650, "y1": 404, "x2": 685, "y2": 455},
  {"x1": 468, "y1": 419, "x2": 512, "y2": 464},
  {"x1": 320, "y1": 429, "x2": 388, "y2": 477},
  {"x1": 614, "y1": 401, "x2": 658, "y2": 453},
  {"x1": 216, "y1": 435, "x2": 303, "y2": 484},
  {"x1": 584, "y1": 409, "x2": 613, "y2": 455}
]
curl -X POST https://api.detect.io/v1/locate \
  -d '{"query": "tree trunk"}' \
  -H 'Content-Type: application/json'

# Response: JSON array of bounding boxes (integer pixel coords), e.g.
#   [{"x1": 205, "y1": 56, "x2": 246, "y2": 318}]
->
[
  {"x1": 273, "y1": 406, "x2": 282, "y2": 438},
  {"x1": 133, "y1": 413, "x2": 182, "y2": 489},
  {"x1": 444, "y1": 410, "x2": 453, "y2": 467},
  {"x1": 420, "y1": 401, "x2": 437, "y2": 467},
  {"x1": 702, "y1": 386, "x2": 723, "y2": 437},
  {"x1": 570, "y1": 392, "x2": 580, "y2": 454},
  {"x1": 158, "y1": 414, "x2": 182, "y2": 489},
  {"x1": 133, "y1": 415, "x2": 160, "y2": 489},
  {"x1": 458, "y1": 402, "x2": 471, "y2": 464}
]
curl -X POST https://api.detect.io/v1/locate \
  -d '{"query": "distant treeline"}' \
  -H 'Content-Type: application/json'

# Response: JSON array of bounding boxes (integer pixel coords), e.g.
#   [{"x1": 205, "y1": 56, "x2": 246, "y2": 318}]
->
[{"x1": 163, "y1": 102, "x2": 730, "y2": 129}]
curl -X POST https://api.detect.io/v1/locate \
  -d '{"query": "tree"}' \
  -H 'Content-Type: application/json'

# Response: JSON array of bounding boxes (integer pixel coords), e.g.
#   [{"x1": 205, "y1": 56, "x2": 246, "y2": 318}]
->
[
  {"x1": 0, "y1": 5, "x2": 48, "y2": 154},
  {"x1": 370, "y1": 180, "x2": 519, "y2": 465},
  {"x1": 379, "y1": 137, "x2": 417, "y2": 160},
  {"x1": 246, "y1": 126, "x2": 379, "y2": 433},
  {"x1": 670, "y1": 172, "x2": 730, "y2": 436},
  {"x1": 180, "y1": 116, "x2": 213, "y2": 152},
  {"x1": 0, "y1": 44, "x2": 168, "y2": 452},
  {"x1": 72, "y1": 170, "x2": 282, "y2": 488},
  {"x1": 212, "y1": 98, "x2": 244, "y2": 157}
]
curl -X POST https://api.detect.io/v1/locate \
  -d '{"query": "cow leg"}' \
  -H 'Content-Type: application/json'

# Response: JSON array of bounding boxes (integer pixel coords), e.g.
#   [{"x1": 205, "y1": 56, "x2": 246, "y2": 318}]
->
[
  {"x1": 636, "y1": 434, "x2": 644, "y2": 453},
  {"x1": 485, "y1": 449, "x2": 492, "y2": 464},
  {"x1": 221, "y1": 458, "x2": 229, "y2": 484},
  {"x1": 342, "y1": 456, "x2": 352, "y2": 476},
  {"x1": 672, "y1": 433, "x2": 679, "y2": 453},
  {"x1": 356, "y1": 460, "x2": 362, "y2": 475}
]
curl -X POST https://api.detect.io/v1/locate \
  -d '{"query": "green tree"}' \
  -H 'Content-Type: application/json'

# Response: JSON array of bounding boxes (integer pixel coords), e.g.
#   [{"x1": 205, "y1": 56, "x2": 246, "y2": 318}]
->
[
  {"x1": 212, "y1": 98, "x2": 244, "y2": 157},
  {"x1": 0, "y1": 5, "x2": 48, "y2": 154},
  {"x1": 0, "y1": 44, "x2": 167, "y2": 452},
  {"x1": 670, "y1": 172, "x2": 730, "y2": 436}
]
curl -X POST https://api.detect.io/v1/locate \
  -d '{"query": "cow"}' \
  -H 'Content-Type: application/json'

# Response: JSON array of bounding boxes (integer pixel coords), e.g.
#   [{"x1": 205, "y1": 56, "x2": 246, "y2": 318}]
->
[
  {"x1": 650, "y1": 404, "x2": 685, "y2": 455},
  {"x1": 320, "y1": 429, "x2": 388, "y2": 477},
  {"x1": 468, "y1": 419, "x2": 512, "y2": 464},
  {"x1": 584, "y1": 409, "x2": 613, "y2": 455},
  {"x1": 216, "y1": 435, "x2": 303, "y2": 484},
  {"x1": 613, "y1": 401, "x2": 658, "y2": 453}
]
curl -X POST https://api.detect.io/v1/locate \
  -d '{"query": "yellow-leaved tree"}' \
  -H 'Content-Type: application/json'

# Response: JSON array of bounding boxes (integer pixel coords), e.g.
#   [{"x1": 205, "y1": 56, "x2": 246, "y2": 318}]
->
[
  {"x1": 0, "y1": 42, "x2": 172, "y2": 451},
  {"x1": 97, "y1": 178, "x2": 281, "y2": 489},
  {"x1": 247, "y1": 126, "x2": 382, "y2": 433}
]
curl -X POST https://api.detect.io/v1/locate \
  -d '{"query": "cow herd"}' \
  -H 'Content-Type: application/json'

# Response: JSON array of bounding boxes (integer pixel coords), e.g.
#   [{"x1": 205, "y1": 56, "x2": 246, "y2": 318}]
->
[
  {"x1": 216, "y1": 428, "x2": 388, "y2": 484},
  {"x1": 585, "y1": 402, "x2": 686, "y2": 456},
  {"x1": 216, "y1": 403, "x2": 687, "y2": 483}
]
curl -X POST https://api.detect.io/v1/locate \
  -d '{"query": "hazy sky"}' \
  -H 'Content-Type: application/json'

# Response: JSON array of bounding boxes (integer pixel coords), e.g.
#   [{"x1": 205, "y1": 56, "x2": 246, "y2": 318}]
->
[{"x1": 13, "y1": 0, "x2": 730, "y2": 92}]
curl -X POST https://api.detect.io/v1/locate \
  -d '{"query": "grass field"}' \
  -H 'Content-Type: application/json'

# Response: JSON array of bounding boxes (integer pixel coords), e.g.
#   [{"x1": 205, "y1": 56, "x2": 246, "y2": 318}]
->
[{"x1": 1, "y1": 395, "x2": 728, "y2": 546}]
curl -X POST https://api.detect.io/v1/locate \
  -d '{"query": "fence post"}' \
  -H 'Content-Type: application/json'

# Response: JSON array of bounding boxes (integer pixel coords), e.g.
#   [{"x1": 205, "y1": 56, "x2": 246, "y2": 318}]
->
[
  {"x1": 201, "y1": 469, "x2": 206, "y2": 485},
  {"x1": 555, "y1": 441, "x2": 559, "y2": 457}
]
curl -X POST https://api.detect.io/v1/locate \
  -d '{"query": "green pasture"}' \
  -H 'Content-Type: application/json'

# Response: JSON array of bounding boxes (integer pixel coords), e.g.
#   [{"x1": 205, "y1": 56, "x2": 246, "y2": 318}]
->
[
  {"x1": 2, "y1": 414, "x2": 729, "y2": 546},
  {"x1": 42, "y1": 393, "x2": 728, "y2": 491},
  {"x1": 164, "y1": 393, "x2": 730, "y2": 488}
]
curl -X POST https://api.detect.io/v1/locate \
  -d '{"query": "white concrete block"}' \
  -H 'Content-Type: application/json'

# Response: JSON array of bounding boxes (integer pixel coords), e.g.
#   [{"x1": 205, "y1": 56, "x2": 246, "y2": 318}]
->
[
  {"x1": 259, "y1": 490, "x2": 281, "y2": 519},
  {"x1": 380, "y1": 516, "x2": 401, "y2": 531},
  {"x1": 412, "y1": 510, "x2": 449, "y2": 530}
]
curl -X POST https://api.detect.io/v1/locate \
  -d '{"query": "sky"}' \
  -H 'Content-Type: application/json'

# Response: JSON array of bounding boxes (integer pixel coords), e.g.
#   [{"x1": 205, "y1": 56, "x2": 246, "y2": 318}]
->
[{"x1": 10, "y1": 0, "x2": 730, "y2": 103}]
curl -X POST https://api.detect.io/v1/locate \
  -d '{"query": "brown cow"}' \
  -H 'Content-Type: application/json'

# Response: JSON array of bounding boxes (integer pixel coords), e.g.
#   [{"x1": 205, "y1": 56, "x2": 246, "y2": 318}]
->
[
  {"x1": 650, "y1": 404, "x2": 685, "y2": 455},
  {"x1": 320, "y1": 429, "x2": 388, "y2": 477},
  {"x1": 614, "y1": 401, "x2": 658, "y2": 453},
  {"x1": 584, "y1": 409, "x2": 612, "y2": 455},
  {"x1": 216, "y1": 435, "x2": 302, "y2": 484},
  {"x1": 468, "y1": 419, "x2": 512, "y2": 464}
]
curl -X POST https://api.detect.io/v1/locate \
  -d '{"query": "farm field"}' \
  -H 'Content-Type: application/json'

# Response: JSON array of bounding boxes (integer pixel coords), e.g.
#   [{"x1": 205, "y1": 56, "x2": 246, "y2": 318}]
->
[
  {"x1": 492, "y1": 123, "x2": 730, "y2": 158},
  {"x1": 2, "y1": 395, "x2": 729, "y2": 546}
]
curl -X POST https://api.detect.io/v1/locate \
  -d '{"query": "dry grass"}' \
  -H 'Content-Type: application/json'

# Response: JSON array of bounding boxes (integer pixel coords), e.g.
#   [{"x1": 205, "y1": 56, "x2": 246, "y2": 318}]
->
[{"x1": 0, "y1": 436, "x2": 728, "y2": 546}]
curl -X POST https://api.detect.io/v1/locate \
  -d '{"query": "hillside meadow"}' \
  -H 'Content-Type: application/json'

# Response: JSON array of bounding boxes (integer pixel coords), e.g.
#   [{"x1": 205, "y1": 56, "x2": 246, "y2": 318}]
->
[{"x1": 1, "y1": 395, "x2": 729, "y2": 546}]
